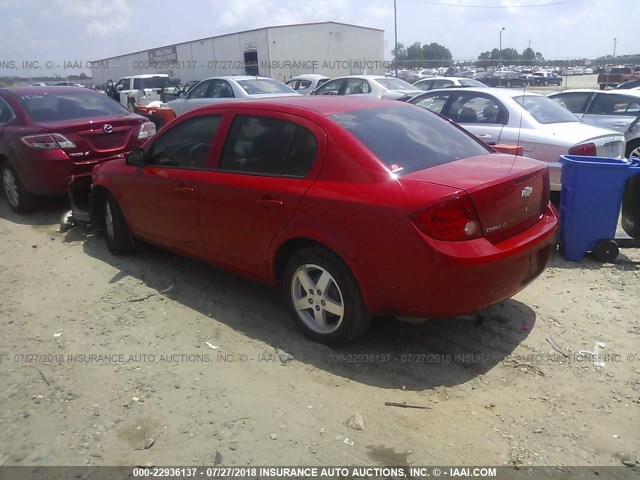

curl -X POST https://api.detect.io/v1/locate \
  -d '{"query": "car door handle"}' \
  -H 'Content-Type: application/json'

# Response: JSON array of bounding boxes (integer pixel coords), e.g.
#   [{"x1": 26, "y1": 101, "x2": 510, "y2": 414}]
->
[
  {"x1": 173, "y1": 184, "x2": 195, "y2": 194},
  {"x1": 256, "y1": 197, "x2": 284, "y2": 208},
  {"x1": 476, "y1": 134, "x2": 492, "y2": 140},
  {"x1": 613, "y1": 121, "x2": 629, "y2": 127}
]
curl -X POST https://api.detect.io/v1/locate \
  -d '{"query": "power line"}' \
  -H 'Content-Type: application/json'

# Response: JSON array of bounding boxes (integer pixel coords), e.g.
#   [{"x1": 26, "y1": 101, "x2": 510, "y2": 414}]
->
[{"x1": 407, "y1": 0, "x2": 583, "y2": 8}]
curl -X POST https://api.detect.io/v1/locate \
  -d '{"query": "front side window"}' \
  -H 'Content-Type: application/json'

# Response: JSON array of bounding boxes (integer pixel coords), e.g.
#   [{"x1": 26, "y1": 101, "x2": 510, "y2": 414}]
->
[
  {"x1": 187, "y1": 80, "x2": 212, "y2": 99},
  {"x1": 315, "y1": 80, "x2": 342, "y2": 95},
  {"x1": 413, "y1": 93, "x2": 451, "y2": 114},
  {"x1": 115, "y1": 79, "x2": 128, "y2": 92},
  {"x1": 331, "y1": 105, "x2": 490, "y2": 175},
  {"x1": 219, "y1": 115, "x2": 317, "y2": 177},
  {"x1": 149, "y1": 115, "x2": 221, "y2": 169},
  {"x1": 450, "y1": 94, "x2": 507, "y2": 124}
]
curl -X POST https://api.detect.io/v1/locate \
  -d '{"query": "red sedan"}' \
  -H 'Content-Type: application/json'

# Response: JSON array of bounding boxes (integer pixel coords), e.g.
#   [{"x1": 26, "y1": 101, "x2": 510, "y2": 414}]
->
[
  {"x1": 85, "y1": 97, "x2": 558, "y2": 345},
  {"x1": 0, "y1": 87, "x2": 155, "y2": 213}
]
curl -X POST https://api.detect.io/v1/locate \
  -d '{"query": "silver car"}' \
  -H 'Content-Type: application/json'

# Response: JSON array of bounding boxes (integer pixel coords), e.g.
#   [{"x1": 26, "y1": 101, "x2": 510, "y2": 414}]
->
[
  {"x1": 409, "y1": 87, "x2": 626, "y2": 191},
  {"x1": 547, "y1": 89, "x2": 640, "y2": 158},
  {"x1": 285, "y1": 74, "x2": 330, "y2": 95},
  {"x1": 166, "y1": 76, "x2": 300, "y2": 116},
  {"x1": 311, "y1": 75, "x2": 423, "y2": 101}
]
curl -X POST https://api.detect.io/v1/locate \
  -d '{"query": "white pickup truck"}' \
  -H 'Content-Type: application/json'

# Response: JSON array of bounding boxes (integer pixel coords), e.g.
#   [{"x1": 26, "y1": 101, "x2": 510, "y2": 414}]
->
[{"x1": 105, "y1": 74, "x2": 181, "y2": 110}]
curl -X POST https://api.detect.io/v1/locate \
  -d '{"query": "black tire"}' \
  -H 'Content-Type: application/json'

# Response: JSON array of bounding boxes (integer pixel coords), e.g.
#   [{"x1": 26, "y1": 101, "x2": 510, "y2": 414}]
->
[
  {"x1": 599, "y1": 84, "x2": 606, "y2": 90},
  {"x1": 103, "y1": 193, "x2": 134, "y2": 255},
  {"x1": 593, "y1": 240, "x2": 619, "y2": 263},
  {"x1": 281, "y1": 247, "x2": 371, "y2": 345},
  {"x1": 1, "y1": 162, "x2": 37, "y2": 214},
  {"x1": 625, "y1": 139, "x2": 640, "y2": 158},
  {"x1": 127, "y1": 97, "x2": 136, "y2": 111},
  {"x1": 506, "y1": 81, "x2": 512, "y2": 88},
  {"x1": 543, "y1": 80, "x2": 549, "y2": 86}
]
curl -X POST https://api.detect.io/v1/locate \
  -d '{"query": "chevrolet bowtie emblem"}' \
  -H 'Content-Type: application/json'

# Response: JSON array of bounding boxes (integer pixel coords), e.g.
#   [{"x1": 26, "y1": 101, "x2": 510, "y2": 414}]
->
[{"x1": 521, "y1": 186, "x2": 533, "y2": 198}]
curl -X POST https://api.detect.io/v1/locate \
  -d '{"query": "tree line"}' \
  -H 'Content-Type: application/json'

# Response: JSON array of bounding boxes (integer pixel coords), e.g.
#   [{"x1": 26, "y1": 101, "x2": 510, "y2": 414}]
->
[
  {"x1": 393, "y1": 41, "x2": 640, "y2": 69},
  {"x1": 392, "y1": 41, "x2": 545, "y2": 67}
]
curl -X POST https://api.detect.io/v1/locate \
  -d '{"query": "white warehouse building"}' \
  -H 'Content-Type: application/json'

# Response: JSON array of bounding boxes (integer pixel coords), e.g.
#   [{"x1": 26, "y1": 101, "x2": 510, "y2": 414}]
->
[{"x1": 90, "y1": 22, "x2": 386, "y2": 85}]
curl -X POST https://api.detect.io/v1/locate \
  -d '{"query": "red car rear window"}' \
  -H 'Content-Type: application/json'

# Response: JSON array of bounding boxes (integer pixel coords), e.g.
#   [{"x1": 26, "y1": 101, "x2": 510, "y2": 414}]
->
[
  {"x1": 331, "y1": 105, "x2": 490, "y2": 175},
  {"x1": 15, "y1": 90, "x2": 129, "y2": 122}
]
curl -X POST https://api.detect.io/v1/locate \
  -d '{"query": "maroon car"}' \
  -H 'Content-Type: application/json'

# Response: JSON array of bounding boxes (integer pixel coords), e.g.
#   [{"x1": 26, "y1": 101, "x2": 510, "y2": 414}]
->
[{"x1": 0, "y1": 87, "x2": 155, "y2": 213}]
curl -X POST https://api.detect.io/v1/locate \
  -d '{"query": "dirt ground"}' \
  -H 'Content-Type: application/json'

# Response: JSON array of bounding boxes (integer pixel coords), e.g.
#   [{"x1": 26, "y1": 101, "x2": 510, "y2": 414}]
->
[{"x1": 0, "y1": 188, "x2": 639, "y2": 469}]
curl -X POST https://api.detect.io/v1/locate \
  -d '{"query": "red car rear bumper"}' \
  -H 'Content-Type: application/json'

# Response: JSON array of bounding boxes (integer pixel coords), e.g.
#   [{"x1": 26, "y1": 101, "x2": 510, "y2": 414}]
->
[{"x1": 355, "y1": 204, "x2": 559, "y2": 317}]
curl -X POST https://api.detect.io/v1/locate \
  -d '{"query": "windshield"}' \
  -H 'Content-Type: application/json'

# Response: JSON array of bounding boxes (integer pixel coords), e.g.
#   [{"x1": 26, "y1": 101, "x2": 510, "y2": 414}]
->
[
  {"x1": 376, "y1": 78, "x2": 417, "y2": 91},
  {"x1": 16, "y1": 90, "x2": 130, "y2": 122},
  {"x1": 237, "y1": 79, "x2": 295, "y2": 95},
  {"x1": 330, "y1": 105, "x2": 490, "y2": 175},
  {"x1": 513, "y1": 95, "x2": 579, "y2": 124}
]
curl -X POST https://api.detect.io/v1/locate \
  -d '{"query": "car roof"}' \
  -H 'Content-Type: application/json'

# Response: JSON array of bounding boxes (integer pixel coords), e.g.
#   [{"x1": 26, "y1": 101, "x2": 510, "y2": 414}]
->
[
  {"x1": 422, "y1": 87, "x2": 541, "y2": 98},
  {"x1": 122, "y1": 74, "x2": 170, "y2": 79},
  {"x1": 0, "y1": 86, "x2": 90, "y2": 96},
  {"x1": 201, "y1": 76, "x2": 275, "y2": 82},
  {"x1": 185, "y1": 95, "x2": 406, "y2": 116},
  {"x1": 326, "y1": 75, "x2": 388, "y2": 81},
  {"x1": 416, "y1": 77, "x2": 470, "y2": 82},
  {"x1": 289, "y1": 74, "x2": 330, "y2": 81}
]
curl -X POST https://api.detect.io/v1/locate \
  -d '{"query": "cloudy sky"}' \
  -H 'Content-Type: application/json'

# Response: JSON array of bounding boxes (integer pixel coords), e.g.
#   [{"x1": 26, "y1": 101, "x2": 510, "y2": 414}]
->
[{"x1": 1, "y1": 0, "x2": 638, "y2": 75}]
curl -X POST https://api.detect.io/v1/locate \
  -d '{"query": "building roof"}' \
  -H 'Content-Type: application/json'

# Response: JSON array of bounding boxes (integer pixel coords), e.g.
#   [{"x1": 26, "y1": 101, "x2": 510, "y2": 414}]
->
[{"x1": 93, "y1": 21, "x2": 383, "y2": 62}]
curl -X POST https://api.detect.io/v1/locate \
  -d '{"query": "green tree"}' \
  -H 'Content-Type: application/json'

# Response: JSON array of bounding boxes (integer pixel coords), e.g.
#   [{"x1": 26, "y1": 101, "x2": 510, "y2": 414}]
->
[
  {"x1": 422, "y1": 42, "x2": 453, "y2": 68},
  {"x1": 522, "y1": 47, "x2": 536, "y2": 64},
  {"x1": 407, "y1": 42, "x2": 425, "y2": 68}
]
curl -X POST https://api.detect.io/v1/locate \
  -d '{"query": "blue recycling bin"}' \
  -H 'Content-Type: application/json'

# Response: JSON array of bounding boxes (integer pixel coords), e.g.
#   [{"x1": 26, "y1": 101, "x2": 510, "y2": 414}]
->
[{"x1": 559, "y1": 155, "x2": 637, "y2": 261}]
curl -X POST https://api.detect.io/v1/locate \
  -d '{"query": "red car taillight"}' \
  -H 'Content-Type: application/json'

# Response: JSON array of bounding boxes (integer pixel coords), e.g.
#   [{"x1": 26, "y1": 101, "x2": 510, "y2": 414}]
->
[
  {"x1": 138, "y1": 121, "x2": 156, "y2": 140},
  {"x1": 21, "y1": 133, "x2": 76, "y2": 149},
  {"x1": 568, "y1": 142, "x2": 596, "y2": 156},
  {"x1": 411, "y1": 194, "x2": 483, "y2": 241}
]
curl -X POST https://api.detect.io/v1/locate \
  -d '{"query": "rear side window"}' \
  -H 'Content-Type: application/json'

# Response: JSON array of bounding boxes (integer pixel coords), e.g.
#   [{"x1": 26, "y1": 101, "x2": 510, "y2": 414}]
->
[
  {"x1": 150, "y1": 115, "x2": 221, "y2": 169},
  {"x1": 16, "y1": 91, "x2": 129, "y2": 122},
  {"x1": 590, "y1": 94, "x2": 640, "y2": 116},
  {"x1": 549, "y1": 92, "x2": 592, "y2": 113},
  {"x1": 219, "y1": 115, "x2": 317, "y2": 177},
  {"x1": 331, "y1": 105, "x2": 490, "y2": 175}
]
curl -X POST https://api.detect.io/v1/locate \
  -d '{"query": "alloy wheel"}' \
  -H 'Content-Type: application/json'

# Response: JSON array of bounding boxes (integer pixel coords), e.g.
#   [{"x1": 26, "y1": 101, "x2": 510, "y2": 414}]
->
[
  {"x1": 2, "y1": 168, "x2": 19, "y2": 208},
  {"x1": 290, "y1": 263, "x2": 345, "y2": 334}
]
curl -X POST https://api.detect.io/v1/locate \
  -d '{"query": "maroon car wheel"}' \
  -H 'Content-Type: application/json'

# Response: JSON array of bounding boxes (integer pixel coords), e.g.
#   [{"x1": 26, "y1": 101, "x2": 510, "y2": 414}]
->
[
  {"x1": 1, "y1": 163, "x2": 37, "y2": 214},
  {"x1": 282, "y1": 247, "x2": 371, "y2": 345}
]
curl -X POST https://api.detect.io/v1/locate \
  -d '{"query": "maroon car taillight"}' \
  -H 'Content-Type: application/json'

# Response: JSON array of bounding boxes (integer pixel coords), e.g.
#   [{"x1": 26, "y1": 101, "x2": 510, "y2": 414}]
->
[
  {"x1": 411, "y1": 194, "x2": 483, "y2": 241},
  {"x1": 21, "y1": 133, "x2": 76, "y2": 149},
  {"x1": 568, "y1": 142, "x2": 596, "y2": 156},
  {"x1": 138, "y1": 121, "x2": 156, "y2": 140}
]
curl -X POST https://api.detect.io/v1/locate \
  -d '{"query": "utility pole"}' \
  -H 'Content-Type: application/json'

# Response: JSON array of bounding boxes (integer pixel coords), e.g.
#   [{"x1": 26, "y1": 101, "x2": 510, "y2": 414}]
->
[
  {"x1": 394, "y1": 0, "x2": 399, "y2": 77},
  {"x1": 499, "y1": 27, "x2": 505, "y2": 64}
]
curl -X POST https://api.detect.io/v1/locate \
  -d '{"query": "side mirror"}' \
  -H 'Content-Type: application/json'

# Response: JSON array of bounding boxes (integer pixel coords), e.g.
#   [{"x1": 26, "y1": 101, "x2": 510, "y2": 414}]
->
[
  {"x1": 126, "y1": 148, "x2": 145, "y2": 167},
  {"x1": 180, "y1": 93, "x2": 188, "y2": 100}
]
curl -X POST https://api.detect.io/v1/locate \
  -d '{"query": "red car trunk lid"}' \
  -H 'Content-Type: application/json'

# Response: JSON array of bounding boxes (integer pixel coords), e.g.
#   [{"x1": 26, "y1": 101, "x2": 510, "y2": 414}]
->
[
  {"x1": 37, "y1": 116, "x2": 142, "y2": 159},
  {"x1": 403, "y1": 153, "x2": 550, "y2": 243}
]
